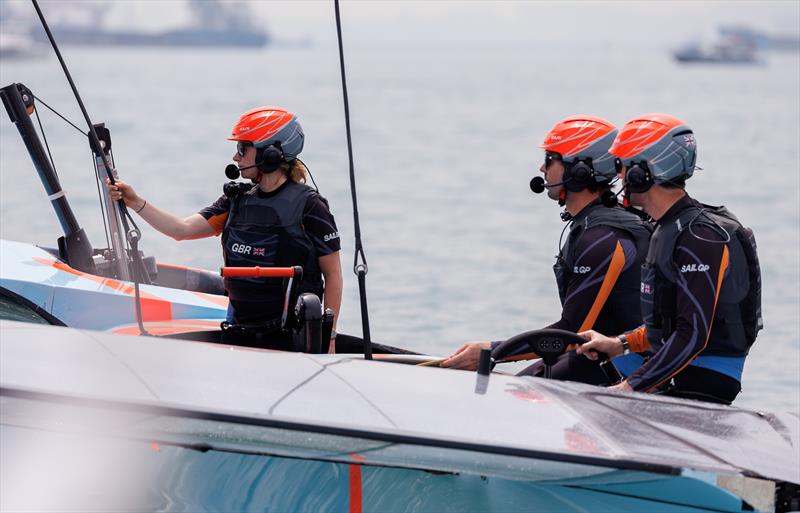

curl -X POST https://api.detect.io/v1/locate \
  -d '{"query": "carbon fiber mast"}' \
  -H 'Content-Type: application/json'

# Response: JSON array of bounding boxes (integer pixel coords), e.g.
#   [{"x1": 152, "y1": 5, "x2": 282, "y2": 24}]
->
[
  {"x1": 0, "y1": 83, "x2": 95, "y2": 273},
  {"x1": 21, "y1": 0, "x2": 151, "y2": 334}
]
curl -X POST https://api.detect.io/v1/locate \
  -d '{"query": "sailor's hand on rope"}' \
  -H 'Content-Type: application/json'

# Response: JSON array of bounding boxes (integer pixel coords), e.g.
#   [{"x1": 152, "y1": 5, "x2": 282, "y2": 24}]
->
[
  {"x1": 575, "y1": 330, "x2": 624, "y2": 360},
  {"x1": 106, "y1": 178, "x2": 143, "y2": 211},
  {"x1": 441, "y1": 341, "x2": 491, "y2": 370}
]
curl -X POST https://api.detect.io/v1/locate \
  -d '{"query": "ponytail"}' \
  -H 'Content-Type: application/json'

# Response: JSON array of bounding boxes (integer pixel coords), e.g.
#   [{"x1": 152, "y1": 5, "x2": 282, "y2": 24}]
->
[{"x1": 285, "y1": 159, "x2": 308, "y2": 184}]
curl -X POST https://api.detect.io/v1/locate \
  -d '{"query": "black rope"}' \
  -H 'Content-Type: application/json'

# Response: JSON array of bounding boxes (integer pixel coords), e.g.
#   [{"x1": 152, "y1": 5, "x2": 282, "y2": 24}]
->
[
  {"x1": 296, "y1": 158, "x2": 319, "y2": 192},
  {"x1": 334, "y1": 0, "x2": 371, "y2": 359},
  {"x1": 31, "y1": 0, "x2": 149, "y2": 335},
  {"x1": 33, "y1": 93, "x2": 113, "y2": 248},
  {"x1": 32, "y1": 94, "x2": 88, "y2": 137},
  {"x1": 33, "y1": 106, "x2": 58, "y2": 179}
]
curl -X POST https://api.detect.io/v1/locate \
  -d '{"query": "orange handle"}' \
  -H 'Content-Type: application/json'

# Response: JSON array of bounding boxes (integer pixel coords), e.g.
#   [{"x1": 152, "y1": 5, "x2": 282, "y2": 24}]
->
[{"x1": 220, "y1": 266, "x2": 296, "y2": 278}]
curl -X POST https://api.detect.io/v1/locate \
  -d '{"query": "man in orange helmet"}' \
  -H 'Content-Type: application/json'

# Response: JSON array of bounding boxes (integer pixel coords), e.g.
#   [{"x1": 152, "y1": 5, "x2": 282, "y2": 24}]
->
[
  {"x1": 442, "y1": 116, "x2": 651, "y2": 384},
  {"x1": 577, "y1": 114, "x2": 762, "y2": 404},
  {"x1": 109, "y1": 107, "x2": 343, "y2": 352}
]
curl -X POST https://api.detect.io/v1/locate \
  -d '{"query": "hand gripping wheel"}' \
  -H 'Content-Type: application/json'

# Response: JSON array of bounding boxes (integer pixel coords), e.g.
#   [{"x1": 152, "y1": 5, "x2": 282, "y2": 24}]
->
[{"x1": 491, "y1": 328, "x2": 622, "y2": 383}]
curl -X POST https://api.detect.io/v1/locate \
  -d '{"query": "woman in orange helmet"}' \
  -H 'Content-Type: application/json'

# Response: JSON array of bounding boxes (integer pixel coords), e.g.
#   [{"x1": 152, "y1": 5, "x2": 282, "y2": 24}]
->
[{"x1": 108, "y1": 107, "x2": 342, "y2": 352}]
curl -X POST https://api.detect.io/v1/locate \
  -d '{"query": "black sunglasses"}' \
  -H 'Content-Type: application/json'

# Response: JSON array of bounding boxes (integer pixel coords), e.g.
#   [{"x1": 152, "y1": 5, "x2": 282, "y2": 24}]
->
[
  {"x1": 544, "y1": 152, "x2": 563, "y2": 169},
  {"x1": 236, "y1": 141, "x2": 253, "y2": 157}
]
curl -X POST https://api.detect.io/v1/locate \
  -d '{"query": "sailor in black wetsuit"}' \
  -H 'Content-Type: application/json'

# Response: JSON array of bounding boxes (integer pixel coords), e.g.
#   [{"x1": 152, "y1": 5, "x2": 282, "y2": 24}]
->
[
  {"x1": 108, "y1": 107, "x2": 343, "y2": 352},
  {"x1": 577, "y1": 114, "x2": 762, "y2": 404},
  {"x1": 442, "y1": 116, "x2": 651, "y2": 385}
]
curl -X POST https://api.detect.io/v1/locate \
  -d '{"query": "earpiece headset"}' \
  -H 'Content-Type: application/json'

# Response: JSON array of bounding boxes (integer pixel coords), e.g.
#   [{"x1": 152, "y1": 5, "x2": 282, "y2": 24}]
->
[
  {"x1": 255, "y1": 142, "x2": 285, "y2": 173},
  {"x1": 562, "y1": 157, "x2": 595, "y2": 192},
  {"x1": 625, "y1": 160, "x2": 654, "y2": 194},
  {"x1": 531, "y1": 156, "x2": 603, "y2": 195}
]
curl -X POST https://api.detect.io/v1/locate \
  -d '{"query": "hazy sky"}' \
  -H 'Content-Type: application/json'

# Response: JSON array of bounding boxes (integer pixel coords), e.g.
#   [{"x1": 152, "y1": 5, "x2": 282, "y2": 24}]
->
[{"x1": 4, "y1": 0, "x2": 799, "y2": 50}]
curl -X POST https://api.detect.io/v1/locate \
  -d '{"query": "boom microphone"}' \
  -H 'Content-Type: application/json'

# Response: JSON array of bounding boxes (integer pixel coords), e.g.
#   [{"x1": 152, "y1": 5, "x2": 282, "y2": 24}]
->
[
  {"x1": 530, "y1": 176, "x2": 572, "y2": 194},
  {"x1": 601, "y1": 189, "x2": 620, "y2": 207},
  {"x1": 225, "y1": 164, "x2": 240, "y2": 179},
  {"x1": 226, "y1": 163, "x2": 261, "y2": 179},
  {"x1": 601, "y1": 183, "x2": 631, "y2": 208}
]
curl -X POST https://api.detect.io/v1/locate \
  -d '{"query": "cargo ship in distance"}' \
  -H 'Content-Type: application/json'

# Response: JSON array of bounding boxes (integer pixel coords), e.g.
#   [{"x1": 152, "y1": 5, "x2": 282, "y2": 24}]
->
[{"x1": 31, "y1": 0, "x2": 268, "y2": 48}]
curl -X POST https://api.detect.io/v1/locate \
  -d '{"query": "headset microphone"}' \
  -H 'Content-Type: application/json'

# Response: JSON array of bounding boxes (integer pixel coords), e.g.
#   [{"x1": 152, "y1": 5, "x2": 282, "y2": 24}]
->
[
  {"x1": 225, "y1": 163, "x2": 263, "y2": 179},
  {"x1": 600, "y1": 189, "x2": 619, "y2": 208},
  {"x1": 225, "y1": 164, "x2": 241, "y2": 179},
  {"x1": 530, "y1": 176, "x2": 572, "y2": 194},
  {"x1": 223, "y1": 164, "x2": 257, "y2": 198}
]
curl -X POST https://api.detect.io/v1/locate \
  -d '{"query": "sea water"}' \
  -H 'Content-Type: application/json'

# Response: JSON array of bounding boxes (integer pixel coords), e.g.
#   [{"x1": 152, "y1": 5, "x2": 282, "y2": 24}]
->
[{"x1": 1, "y1": 44, "x2": 798, "y2": 414}]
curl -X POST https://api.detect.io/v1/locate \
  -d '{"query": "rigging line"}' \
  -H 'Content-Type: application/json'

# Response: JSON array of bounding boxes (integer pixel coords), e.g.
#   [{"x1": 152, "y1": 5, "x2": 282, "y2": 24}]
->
[
  {"x1": 91, "y1": 158, "x2": 113, "y2": 252},
  {"x1": 33, "y1": 93, "x2": 112, "y2": 248},
  {"x1": 333, "y1": 1, "x2": 365, "y2": 264},
  {"x1": 32, "y1": 94, "x2": 88, "y2": 137},
  {"x1": 32, "y1": 106, "x2": 59, "y2": 179},
  {"x1": 31, "y1": 0, "x2": 150, "y2": 335},
  {"x1": 334, "y1": 0, "x2": 372, "y2": 360}
]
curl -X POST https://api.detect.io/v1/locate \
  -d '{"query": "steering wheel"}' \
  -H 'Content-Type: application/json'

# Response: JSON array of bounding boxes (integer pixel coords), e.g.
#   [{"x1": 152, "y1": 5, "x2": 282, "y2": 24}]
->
[{"x1": 491, "y1": 328, "x2": 621, "y2": 382}]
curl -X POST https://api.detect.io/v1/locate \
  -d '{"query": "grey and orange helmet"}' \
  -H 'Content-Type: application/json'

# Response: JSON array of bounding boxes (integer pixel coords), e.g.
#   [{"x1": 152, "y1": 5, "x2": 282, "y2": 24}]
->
[
  {"x1": 609, "y1": 113, "x2": 697, "y2": 184},
  {"x1": 539, "y1": 115, "x2": 619, "y2": 183},
  {"x1": 228, "y1": 106, "x2": 305, "y2": 160}
]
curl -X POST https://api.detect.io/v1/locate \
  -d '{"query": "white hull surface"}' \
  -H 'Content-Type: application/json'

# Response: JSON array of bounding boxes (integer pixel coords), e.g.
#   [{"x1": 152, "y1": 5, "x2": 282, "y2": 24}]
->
[
  {"x1": 2, "y1": 321, "x2": 797, "y2": 511},
  {"x1": 0, "y1": 238, "x2": 227, "y2": 333}
]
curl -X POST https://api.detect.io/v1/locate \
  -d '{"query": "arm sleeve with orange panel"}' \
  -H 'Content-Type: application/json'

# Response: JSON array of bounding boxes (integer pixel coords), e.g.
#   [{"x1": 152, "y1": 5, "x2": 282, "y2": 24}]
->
[
  {"x1": 624, "y1": 326, "x2": 651, "y2": 353},
  {"x1": 198, "y1": 195, "x2": 230, "y2": 236},
  {"x1": 626, "y1": 225, "x2": 730, "y2": 392}
]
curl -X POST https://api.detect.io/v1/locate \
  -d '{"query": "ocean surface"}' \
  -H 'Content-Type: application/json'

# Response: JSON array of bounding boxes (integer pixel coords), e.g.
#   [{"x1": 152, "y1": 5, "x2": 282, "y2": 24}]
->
[{"x1": 1, "y1": 43, "x2": 798, "y2": 414}]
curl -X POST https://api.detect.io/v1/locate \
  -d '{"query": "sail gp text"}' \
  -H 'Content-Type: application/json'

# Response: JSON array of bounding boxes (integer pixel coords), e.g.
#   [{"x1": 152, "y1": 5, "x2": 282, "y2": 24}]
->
[{"x1": 681, "y1": 264, "x2": 710, "y2": 273}]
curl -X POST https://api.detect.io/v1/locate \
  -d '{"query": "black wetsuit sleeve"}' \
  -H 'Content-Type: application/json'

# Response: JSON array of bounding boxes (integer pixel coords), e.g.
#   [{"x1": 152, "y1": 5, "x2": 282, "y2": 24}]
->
[
  {"x1": 627, "y1": 225, "x2": 729, "y2": 392},
  {"x1": 303, "y1": 194, "x2": 340, "y2": 255},
  {"x1": 547, "y1": 226, "x2": 638, "y2": 332},
  {"x1": 198, "y1": 195, "x2": 230, "y2": 235}
]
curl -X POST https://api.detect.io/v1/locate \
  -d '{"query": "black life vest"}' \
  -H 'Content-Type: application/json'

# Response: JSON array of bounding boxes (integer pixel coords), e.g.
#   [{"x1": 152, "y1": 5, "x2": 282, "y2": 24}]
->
[
  {"x1": 222, "y1": 181, "x2": 324, "y2": 324},
  {"x1": 642, "y1": 198, "x2": 763, "y2": 356},
  {"x1": 553, "y1": 201, "x2": 652, "y2": 335}
]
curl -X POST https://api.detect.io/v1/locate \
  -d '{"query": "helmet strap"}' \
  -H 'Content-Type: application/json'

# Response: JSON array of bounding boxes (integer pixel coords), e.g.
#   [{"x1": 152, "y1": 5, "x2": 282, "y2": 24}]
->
[{"x1": 558, "y1": 188, "x2": 567, "y2": 206}]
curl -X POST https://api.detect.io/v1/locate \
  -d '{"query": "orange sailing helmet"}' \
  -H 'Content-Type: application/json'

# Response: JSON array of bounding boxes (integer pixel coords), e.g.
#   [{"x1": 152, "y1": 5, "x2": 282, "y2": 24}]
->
[
  {"x1": 228, "y1": 106, "x2": 304, "y2": 160},
  {"x1": 609, "y1": 113, "x2": 697, "y2": 183},
  {"x1": 540, "y1": 115, "x2": 618, "y2": 181}
]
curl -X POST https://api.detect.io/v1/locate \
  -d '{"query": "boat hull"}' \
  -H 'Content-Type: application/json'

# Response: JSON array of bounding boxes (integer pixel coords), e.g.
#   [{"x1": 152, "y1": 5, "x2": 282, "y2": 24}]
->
[
  {"x1": 1, "y1": 320, "x2": 797, "y2": 511},
  {"x1": 1, "y1": 422, "x2": 760, "y2": 513}
]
